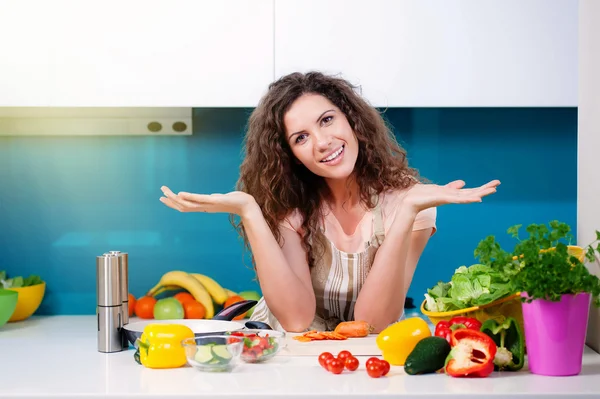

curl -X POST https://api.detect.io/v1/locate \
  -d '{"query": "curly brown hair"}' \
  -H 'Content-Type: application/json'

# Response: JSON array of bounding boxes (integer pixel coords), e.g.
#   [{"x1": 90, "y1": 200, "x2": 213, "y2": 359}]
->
[{"x1": 231, "y1": 71, "x2": 421, "y2": 269}]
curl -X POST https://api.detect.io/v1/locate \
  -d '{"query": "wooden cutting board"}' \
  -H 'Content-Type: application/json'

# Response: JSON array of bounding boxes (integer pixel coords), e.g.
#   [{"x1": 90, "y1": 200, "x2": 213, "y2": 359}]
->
[{"x1": 279, "y1": 333, "x2": 381, "y2": 356}]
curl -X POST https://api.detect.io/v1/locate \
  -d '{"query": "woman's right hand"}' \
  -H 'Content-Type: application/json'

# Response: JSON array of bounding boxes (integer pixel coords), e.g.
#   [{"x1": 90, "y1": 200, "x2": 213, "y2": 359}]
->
[{"x1": 160, "y1": 186, "x2": 258, "y2": 217}]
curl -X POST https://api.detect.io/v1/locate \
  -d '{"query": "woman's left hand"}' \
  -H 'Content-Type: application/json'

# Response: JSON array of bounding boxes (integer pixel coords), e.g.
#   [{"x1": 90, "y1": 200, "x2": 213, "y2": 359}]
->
[{"x1": 403, "y1": 179, "x2": 500, "y2": 213}]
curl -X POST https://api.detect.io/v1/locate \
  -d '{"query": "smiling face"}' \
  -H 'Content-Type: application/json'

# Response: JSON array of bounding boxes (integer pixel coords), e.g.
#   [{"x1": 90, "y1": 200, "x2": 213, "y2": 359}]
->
[{"x1": 284, "y1": 93, "x2": 359, "y2": 181}]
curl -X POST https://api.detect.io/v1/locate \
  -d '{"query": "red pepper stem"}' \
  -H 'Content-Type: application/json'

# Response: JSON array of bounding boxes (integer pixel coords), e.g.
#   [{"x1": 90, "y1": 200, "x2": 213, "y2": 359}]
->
[{"x1": 449, "y1": 323, "x2": 466, "y2": 331}]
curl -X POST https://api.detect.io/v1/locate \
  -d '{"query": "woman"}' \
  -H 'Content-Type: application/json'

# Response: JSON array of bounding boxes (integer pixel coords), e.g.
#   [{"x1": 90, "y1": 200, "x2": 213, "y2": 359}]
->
[{"x1": 160, "y1": 71, "x2": 500, "y2": 333}]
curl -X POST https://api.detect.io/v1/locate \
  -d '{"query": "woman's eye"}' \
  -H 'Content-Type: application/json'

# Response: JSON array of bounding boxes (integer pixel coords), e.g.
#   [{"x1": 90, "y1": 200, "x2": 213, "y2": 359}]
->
[
  {"x1": 321, "y1": 115, "x2": 333, "y2": 126},
  {"x1": 295, "y1": 133, "x2": 307, "y2": 144}
]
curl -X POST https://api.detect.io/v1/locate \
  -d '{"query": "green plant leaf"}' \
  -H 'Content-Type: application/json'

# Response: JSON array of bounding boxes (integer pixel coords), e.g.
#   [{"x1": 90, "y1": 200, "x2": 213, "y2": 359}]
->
[{"x1": 511, "y1": 221, "x2": 600, "y2": 306}]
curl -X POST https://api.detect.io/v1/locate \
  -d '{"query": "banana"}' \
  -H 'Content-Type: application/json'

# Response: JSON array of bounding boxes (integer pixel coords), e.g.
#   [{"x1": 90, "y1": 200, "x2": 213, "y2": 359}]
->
[
  {"x1": 190, "y1": 273, "x2": 229, "y2": 305},
  {"x1": 224, "y1": 288, "x2": 238, "y2": 298},
  {"x1": 147, "y1": 271, "x2": 215, "y2": 318},
  {"x1": 151, "y1": 285, "x2": 180, "y2": 296}
]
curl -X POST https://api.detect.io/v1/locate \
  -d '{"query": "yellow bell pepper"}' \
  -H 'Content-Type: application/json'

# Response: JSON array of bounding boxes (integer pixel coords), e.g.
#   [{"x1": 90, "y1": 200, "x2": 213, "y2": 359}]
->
[
  {"x1": 376, "y1": 317, "x2": 431, "y2": 366},
  {"x1": 136, "y1": 323, "x2": 195, "y2": 369}
]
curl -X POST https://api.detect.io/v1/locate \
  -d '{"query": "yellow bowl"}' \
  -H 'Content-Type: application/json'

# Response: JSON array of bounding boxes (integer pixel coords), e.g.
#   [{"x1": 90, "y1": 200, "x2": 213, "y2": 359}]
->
[
  {"x1": 421, "y1": 293, "x2": 525, "y2": 333},
  {"x1": 7, "y1": 282, "x2": 46, "y2": 322}
]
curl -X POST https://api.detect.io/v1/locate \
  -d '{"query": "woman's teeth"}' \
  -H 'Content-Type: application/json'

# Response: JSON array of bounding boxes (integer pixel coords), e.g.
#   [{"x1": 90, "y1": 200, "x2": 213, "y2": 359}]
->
[{"x1": 321, "y1": 146, "x2": 344, "y2": 162}]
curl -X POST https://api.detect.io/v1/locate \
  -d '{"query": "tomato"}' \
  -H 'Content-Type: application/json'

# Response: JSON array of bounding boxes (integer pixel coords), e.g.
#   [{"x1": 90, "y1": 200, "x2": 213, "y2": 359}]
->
[
  {"x1": 366, "y1": 357, "x2": 380, "y2": 368},
  {"x1": 318, "y1": 352, "x2": 334, "y2": 369},
  {"x1": 226, "y1": 336, "x2": 243, "y2": 345},
  {"x1": 379, "y1": 360, "x2": 390, "y2": 376},
  {"x1": 367, "y1": 362, "x2": 384, "y2": 378},
  {"x1": 337, "y1": 350, "x2": 352, "y2": 362},
  {"x1": 325, "y1": 357, "x2": 336, "y2": 371},
  {"x1": 328, "y1": 358, "x2": 344, "y2": 374},
  {"x1": 345, "y1": 356, "x2": 359, "y2": 371}
]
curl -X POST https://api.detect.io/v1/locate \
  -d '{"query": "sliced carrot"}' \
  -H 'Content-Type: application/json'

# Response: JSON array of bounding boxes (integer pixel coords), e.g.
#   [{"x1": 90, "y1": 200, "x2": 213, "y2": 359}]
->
[
  {"x1": 292, "y1": 327, "x2": 358, "y2": 342},
  {"x1": 331, "y1": 332, "x2": 348, "y2": 340},
  {"x1": 293, "y1": 336, "x2": 313, "y2": 342},
  {"x1": 333, "y1": 320, "x2": 374, "y2": 338},
  {"x1": 305, "y1": 332, "x2": 327, "y2": 340}
]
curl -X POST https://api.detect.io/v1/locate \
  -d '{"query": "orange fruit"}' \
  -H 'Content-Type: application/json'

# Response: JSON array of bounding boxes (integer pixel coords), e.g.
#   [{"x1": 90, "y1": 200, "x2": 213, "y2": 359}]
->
[
  {"x1": 184, "y1": 301, "x2": 206, "y2": 319},
  {"x1": 174, "y1": 292, "x2": 195, "y2": 305},
  {"x1": 128, "y1": 293, "x2": 136, "y2": 317},
  {"x1": 135, "y1": 296, "x2": 157, "y2": 319},
  {"x1": 223, "y1": 295, "x2": 246, "y2": 320}
]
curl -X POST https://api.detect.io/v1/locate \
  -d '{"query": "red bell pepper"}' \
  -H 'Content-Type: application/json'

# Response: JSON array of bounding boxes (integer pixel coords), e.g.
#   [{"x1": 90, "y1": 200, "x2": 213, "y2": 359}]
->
[
  {"x1": 445, "y1": 329, "x2": 497, "y2": 378},
  {"x1": 434, "y1": 316, "x2": 482, "y2": 343}
]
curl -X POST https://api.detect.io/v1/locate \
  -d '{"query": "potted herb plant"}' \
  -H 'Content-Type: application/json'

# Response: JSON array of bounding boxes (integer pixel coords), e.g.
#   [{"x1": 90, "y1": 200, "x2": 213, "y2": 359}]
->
[{"x1": 508, "y1": 221, "x2": 600, "y2": 376}]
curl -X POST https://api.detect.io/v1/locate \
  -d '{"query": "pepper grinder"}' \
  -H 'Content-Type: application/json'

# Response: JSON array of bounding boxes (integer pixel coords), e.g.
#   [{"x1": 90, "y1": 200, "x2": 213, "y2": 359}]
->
[
  {"x1": 107, "y1": 250, "x2": 129, "y2": 325},
  {"x1": 96, "y1": 253, "x2": 123, "y2": 353}
]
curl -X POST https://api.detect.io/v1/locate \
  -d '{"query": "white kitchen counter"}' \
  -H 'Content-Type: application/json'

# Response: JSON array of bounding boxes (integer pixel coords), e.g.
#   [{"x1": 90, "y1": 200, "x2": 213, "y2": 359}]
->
[{"x1": 1, "y1": 316, "x2": 599, "y2": 399}]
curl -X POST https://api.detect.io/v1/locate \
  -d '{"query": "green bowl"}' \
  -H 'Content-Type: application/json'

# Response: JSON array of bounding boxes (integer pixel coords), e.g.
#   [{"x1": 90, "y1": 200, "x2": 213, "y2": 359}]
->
[{"x1": 0, "y1": 289, "x2": 19, "y2": 327}]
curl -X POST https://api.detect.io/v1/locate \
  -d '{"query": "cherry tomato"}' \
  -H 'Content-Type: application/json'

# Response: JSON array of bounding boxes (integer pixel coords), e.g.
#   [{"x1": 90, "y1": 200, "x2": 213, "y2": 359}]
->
[
  {"x1": 379, "y1": 360, "x2": 390, "y2": 376},
  {"x1": 337, "y1": 350, "x2": 352, "y2": 362},
  {"x1": 328, "y1": 358, "x2": 344, "y2": 374},
  {"x1": 325, "y1": 357, "x2": 336, "y2": 371},
  {"x1": 318, "y1": 352, "x2": 334, "y2": 369},
  {"x1": 367, "y1": 362, "x2": 384, "y2": 378},
  {"x1": 366, "y1": 357, "x2": 380, "y2": 368},
  {"x1": 345, "y1": 356, "x2": 359, "y2": 371}
]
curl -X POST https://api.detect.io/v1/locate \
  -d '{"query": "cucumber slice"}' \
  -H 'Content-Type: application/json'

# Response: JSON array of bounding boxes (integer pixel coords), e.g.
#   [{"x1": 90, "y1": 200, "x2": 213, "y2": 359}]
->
[
  {"x1": 211, "y1": 345, "x2": 232, "y2": 363},
  {"x1": 194, "y1": 345, "x2": 215, "y2": 364}
]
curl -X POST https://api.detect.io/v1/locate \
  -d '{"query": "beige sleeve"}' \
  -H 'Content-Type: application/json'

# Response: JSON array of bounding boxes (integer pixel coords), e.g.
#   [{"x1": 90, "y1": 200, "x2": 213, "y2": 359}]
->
[
  {"x1": 381, "y1": 189, "x2": 437, "y2": 236},
  {"x1": 413, "y1": 207, "x2": 437, "y2": 236}
]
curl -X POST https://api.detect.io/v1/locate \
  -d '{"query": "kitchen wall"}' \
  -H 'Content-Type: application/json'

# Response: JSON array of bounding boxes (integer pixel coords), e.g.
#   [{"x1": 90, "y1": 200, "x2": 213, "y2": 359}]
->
[
  {"x1": 0, "y1": 106, "x2": 577, "y2": 315},
  {"x1": 579, "y1": 0, "x2": 600, "y2": 352}
]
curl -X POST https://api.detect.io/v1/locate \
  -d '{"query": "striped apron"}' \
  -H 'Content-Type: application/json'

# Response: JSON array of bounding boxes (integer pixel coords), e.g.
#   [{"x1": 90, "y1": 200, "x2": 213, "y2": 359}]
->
[{"x1": 249, "y1": 200, "x2": 386, "y2": 332}]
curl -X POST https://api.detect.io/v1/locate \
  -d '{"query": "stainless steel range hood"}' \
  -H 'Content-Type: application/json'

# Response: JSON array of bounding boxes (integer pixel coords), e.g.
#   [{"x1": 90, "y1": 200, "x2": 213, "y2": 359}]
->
[{"x1": 0, "y1": 107, "x2": 192, "y2": 136}]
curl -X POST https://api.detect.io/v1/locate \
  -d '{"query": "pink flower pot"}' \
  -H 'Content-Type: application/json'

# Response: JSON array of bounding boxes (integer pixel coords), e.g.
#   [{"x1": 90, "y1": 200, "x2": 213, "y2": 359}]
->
[{"x1": 521, "y1": 292, "x2": 591, "y2": 376}]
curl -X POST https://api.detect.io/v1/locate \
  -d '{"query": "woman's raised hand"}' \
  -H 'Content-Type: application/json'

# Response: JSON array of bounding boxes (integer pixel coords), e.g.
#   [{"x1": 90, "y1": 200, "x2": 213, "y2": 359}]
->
[
  {"x1": 403, "y1": 179, "x2": 501, "y2": 213},
  {"x1": 159, "y1": 186, "x2": 257, "y2": 217}
]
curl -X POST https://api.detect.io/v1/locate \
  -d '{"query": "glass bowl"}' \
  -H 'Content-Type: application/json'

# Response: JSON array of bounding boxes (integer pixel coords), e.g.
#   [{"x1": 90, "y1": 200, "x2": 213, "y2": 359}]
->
[
  {"x1": 227, "y1": 329, "x2": 286, "y2": 363},
  {"x1": 182, "y1": 335, "x2": 244, "y2": 372}
]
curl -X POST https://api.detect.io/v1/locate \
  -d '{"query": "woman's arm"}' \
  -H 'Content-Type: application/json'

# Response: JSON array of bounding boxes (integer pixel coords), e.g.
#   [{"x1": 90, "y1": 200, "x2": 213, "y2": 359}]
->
[
  {"x1": 241, "y1": 203, "x2": 316, "y2": 331},
  {"x1": 354, "y1": 207, "x2": 430, "y2": 332},
  {"x1": 159, "y1": 187, "x2": 315, "y2": 332},
  {"x1": 354, "y1": 179, "x2": 500, "y2": 332}
]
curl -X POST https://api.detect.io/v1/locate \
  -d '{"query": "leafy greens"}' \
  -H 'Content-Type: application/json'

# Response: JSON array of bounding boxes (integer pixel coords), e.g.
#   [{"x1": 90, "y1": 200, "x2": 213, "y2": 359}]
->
[
  {"x1": 0, "y1": 270, "x2": 43, "y2": 289},
  {"x1": 424, "y1": 220, "x2": 600, "y2": 312},
  {"x1": 424, "y1": 234, "x2": 520, "y2": 312}
]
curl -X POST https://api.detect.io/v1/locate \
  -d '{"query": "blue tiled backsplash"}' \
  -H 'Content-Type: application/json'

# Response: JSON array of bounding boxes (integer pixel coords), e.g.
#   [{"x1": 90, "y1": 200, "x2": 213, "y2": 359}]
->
[{"x1": 0, "y1": 107, "x2": 577, "y2": 315}]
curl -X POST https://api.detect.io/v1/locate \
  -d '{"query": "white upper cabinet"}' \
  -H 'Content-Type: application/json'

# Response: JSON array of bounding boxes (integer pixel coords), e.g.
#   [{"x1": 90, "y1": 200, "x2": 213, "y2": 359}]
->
[
  {"x1": 0, "y1": 0, "x2": 274, "y2": 107},
  {"x1": 274, "y1": 0, "x2": 578, "y2": 107},
  {"x1": 0, "y1": 0, "x2": 578, "y2": 108},
  {"x1": 0, "y1": 1, "x2": 54, "y2": 106}
]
